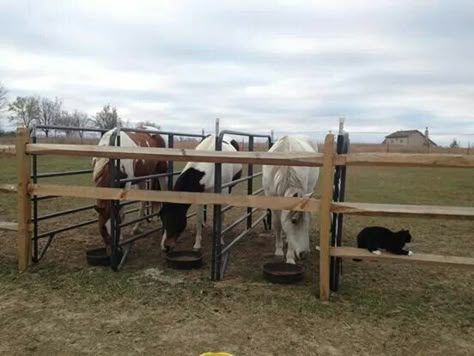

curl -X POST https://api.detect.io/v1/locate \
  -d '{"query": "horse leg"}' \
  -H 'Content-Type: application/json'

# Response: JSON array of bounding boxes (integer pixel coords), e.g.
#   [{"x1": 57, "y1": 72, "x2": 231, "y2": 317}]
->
[
  {"x1": 193, "y1": 205, "x2": 203, "y2": 250},
  {"x1": 273, "y1": 210, "x2": 284, "y2": 257},
  {"x1": 286, "y1": 242, "x2": 296, "y2": 264},
  {"x1": 132, "y1": 202, "x2": 146, "y2": 235},
  {"x1": 102, "y1": 231, "x2": 113, "y2": 256},
  {"x1": 158, "y1": 174, "x2": 167, "y2": 190},
  {"x1": 161, "y1": 229, "x2": 167, "y2": 251},
  {"x1": 132, "y1": 181, "x2": 146, "y2": 234},
  {"x1": 151, "y1": 175, "x2": 168, "y2": 220}
]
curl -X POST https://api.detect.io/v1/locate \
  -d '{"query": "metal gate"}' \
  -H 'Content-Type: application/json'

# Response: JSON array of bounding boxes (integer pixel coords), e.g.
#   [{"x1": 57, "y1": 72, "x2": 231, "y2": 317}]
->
[{"x1": 212, "y1": 130, "x2": 273, "y2": 280}]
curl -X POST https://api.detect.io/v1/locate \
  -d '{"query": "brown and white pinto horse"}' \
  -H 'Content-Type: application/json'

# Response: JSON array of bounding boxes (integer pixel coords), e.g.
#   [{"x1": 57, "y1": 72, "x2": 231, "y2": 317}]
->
[{"x1": 92, "y1": 127, "x2": 167, "y2": 254}]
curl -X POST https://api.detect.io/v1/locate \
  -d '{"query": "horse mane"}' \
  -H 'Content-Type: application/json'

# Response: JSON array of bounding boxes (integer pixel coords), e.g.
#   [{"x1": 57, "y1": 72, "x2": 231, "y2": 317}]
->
[
  {"x1": 270, "y1": 136, "x2": 305, "y2": 195},
  {"x1": 271, "y1": 165, "x2": 305, "y2": 195},
  {"x1": 92, "y1": 129, "x2": 116, "y2": 184},
  {"x1": 92, "y1": 159, "x2": 109, "y2": 185}
]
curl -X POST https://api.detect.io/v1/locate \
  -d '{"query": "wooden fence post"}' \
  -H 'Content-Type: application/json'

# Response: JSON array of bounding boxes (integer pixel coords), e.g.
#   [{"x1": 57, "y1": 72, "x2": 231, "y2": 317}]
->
[
  {"x1": 16, "y1": 127, "x2": 32, "y2": 272},
  {"x1": 319, "y1": 133, "x2": 335, "y2": 301}
]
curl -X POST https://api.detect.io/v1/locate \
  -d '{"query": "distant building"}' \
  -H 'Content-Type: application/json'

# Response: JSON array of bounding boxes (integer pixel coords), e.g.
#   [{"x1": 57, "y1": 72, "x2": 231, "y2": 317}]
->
[{"x1": 383, "y1": 127, "x2": 437, "y2": 147}]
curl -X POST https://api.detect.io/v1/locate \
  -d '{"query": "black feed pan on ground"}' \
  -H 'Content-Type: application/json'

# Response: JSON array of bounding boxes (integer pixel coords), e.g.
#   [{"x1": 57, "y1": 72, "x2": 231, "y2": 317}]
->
[
  {"x1": 263, "y1": 262, "x2": 304, "y2": 284},
  {"x1": 166, "y1": 250, "x2": 203, "y2": 270},
  {"x1": 86, "y1": 247, "x2": 123, "y2": 267}
]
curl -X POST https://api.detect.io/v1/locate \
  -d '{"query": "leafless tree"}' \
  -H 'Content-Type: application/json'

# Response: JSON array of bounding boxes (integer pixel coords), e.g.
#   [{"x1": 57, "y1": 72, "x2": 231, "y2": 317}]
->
[
  {"x1": 450, "y1": 138, "x2": 460, "y2": 148},
  {"x1": 94, "y1": 104, "x2": 121, "y2": 129},
  {"x1": 39, "y1": 97, "x2": 62, "y2": 137},
  {"x1": 0, "y1": 82, "x2": 7, "y2": 113},
  {"x1": 71, "y1": 110, "x2": 92, "y2": 141},
  {"x1": 0, "y1": 83, "x2": 8, "y2": 132},
  {"x1": 8, "y1": 96, "x2": 41, "y2": 127},
  {"x1": 135, "y1": 120, "x2": 161, "y2": 129},
  {"x1": 54, "y1": 110, "x2": 93, "y2": 141}
]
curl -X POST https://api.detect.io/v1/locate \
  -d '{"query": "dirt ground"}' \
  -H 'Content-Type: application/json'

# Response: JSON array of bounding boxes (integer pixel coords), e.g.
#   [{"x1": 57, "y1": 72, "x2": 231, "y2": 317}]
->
[
  {"x1": 1, "y1": 209, "x2": 473, "y2": 355},
  {"x1": 0, "y1": 152, "x2": 473, "y2": 355}
]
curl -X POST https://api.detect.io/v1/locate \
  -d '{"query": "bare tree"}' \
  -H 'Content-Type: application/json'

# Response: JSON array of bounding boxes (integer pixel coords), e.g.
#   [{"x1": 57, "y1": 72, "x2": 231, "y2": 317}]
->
[
  {"x1": 8, "y1": 96, "x2": 41, "y2": 127},
  {"x1": 39, "y1": 97, "x2": 62, "y2": 137},
  {"x1": 55, "y1": 110, "x2": 93, "y2": 140},
  {"x1": 450, "y1": 138, "x2": 460, "y2": 148},
  {"x1": 71, "y1": 110, "x2": 92, "y2": 142},
  {"x1": 54, "y1": 110, "x2": 73, "y2": 137},
  {"x1": 0, "y1": 82, "x2": 7, "y2": 113},
  {"x1": 135, "y1": 120, "x2": 161, "y2": 129},
  {"x1": 123, "y1": 119, "x2": 132, "y2": 128},
  {"x1": 0, "y1": 83, "x2": 6, "y2": 133},
  {"x1": 94, "y1": 104, "x2": 121, "y2": 129}
]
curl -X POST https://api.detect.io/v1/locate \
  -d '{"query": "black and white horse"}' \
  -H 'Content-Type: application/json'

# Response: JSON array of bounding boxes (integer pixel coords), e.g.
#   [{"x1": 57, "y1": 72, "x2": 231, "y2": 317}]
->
[
  {"x1": 160, "y1": 134, "x2": 242, "y2": 251},
  {"x1": 262, "y1": 135, "x2": 319, "y2": 264}
]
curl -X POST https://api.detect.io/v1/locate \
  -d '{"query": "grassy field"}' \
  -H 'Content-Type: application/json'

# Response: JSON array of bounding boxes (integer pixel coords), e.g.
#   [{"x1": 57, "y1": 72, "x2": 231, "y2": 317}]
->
[{"x1": 0, "y1": 148, "x2": 473, "y2": 355}]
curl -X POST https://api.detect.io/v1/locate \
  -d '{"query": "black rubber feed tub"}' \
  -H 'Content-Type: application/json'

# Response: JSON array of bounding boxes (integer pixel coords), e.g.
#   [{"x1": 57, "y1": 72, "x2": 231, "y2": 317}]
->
[
  {"x1": 166, "y1": 250, "x2": 203, "y2": 270},
  {"x1": 86, "y1": 247, "x2": 123, "y2": 266},
  {"x1": 263, "y1": 262, "x2": 304, "y2": 284}
]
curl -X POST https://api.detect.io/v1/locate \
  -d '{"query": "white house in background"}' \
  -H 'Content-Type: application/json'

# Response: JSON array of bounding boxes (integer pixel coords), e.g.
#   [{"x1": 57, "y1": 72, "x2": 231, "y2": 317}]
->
[{"x1": 383, "y1": 127, "x2": 437, "y2": 147}]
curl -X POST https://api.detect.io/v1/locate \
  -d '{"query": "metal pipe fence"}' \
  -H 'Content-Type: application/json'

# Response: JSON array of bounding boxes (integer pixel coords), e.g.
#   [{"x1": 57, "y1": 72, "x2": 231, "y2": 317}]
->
[{"x1": 29, "y1": 124, "x2": 205, "y2": 268}]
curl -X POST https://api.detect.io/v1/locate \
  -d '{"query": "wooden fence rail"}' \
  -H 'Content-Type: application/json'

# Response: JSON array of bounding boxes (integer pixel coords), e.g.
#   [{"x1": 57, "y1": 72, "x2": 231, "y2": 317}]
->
[
  {"x1": 30, "y1": 184, "x2": 321, "y2": 212},
  {"x1": 26, "y1": 143, "x2": 329, "y2": 167},
  {"x1": 0, "y1": 145, "x2": 16, "y2": 157},
  {"x1": 330, "y1": 202, "x2": 474, "y2": 220},
  {"x1": 24, "y1": 143, "x2": 474, "y2": 168},
  {"x1": 330, "y1": 247, "x2": 474, "y2": 268},
  {"x1": 0, "y1": 184, "x2": 17, "y2": 193},
  {"x1": 0, "y1": 222, "x2": 18, "y2": 231},
  {"x1": 342, "y1": 152, "x2": 474, "y2": 168}
]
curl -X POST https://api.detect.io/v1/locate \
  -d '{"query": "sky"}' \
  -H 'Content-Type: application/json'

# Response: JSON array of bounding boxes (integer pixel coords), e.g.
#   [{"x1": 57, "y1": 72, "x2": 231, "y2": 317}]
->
[{"x1": 0, "y1": 0, "x2": 473, "y2": 145}]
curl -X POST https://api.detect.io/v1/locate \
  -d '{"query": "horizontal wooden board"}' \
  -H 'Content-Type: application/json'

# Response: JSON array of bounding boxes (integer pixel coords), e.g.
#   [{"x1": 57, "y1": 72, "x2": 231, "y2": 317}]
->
[
  {"x1": 0, "y1": 222, "x2": 18, "y2": 231},
  {"x1": 342, "y1": 152, "x2": 474, "y2": 168},
  {"x1": 30, "y1": 184, "x2": 321, "y2": 212},
  {"x1": 26, "y1": 144, "x2": 328, "y2": 167},
  {"x1": 0, "y1": 145, "x2": 16, "y2": 157},
  {"x1": 0, "y1": 184, "x2": 17, "y2": 193},
  {"x1": 331, "y1": 202, "x2": 474, "y2": 220},
  {"x1": 330, "y1": 247, "x2": 474, "y2": 268}
]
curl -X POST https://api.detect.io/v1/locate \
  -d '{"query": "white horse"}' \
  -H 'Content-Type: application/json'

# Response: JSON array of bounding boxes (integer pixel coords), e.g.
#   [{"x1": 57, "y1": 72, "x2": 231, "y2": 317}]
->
[{"x1": 262, "y1": 135, "x2": 320, "y2": 264}]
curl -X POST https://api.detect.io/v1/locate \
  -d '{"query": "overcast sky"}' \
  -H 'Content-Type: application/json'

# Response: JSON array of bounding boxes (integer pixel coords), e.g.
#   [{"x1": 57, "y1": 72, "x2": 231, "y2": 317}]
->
[{"x1": 1, "y1": 0, "x2": 473, "y2": 145}]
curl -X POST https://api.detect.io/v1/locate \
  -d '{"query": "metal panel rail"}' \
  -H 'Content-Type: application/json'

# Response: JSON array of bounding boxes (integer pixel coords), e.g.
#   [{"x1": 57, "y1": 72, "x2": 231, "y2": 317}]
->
[
  {"x1": 34, "y1": 169, "x2": 93, "y2": 179},
  {"x1": 34, "y1": 204, "x2": 97, "y2": 222},
  {"x1": 212, "y1": 130, "x2": 273, "y2": 280}
]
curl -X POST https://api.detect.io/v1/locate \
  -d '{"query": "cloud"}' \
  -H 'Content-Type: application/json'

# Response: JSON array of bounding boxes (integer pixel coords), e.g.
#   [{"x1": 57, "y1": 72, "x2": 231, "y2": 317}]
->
[{"x1": 1, "y1": 0, "x2": 473, "y2": 145}]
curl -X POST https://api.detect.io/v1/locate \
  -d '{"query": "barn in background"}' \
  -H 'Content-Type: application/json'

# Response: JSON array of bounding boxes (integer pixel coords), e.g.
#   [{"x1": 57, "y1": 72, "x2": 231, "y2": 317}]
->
[{"x1": 383, "y1": 127, "x2": 437, "y2": 147}]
